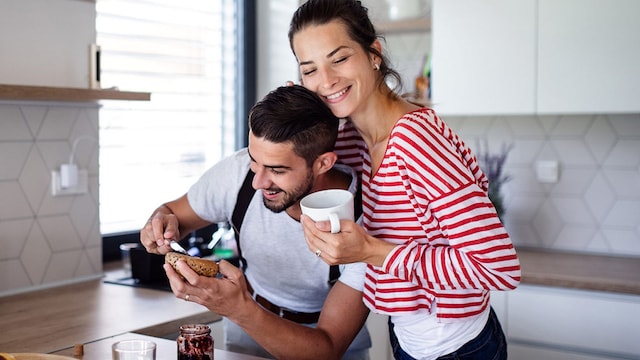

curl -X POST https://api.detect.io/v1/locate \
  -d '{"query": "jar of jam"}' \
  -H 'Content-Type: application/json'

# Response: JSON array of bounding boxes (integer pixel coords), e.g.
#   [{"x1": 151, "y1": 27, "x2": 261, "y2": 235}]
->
[{"x1": 177, "y1": 324, "x2": 214, "y2": 360}]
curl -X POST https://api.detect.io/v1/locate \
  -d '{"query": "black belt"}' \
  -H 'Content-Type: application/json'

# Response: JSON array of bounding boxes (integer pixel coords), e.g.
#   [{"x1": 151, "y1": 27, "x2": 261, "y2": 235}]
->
[{"x1": 246, "y1": 281, "x2": 321, "y2": 324}]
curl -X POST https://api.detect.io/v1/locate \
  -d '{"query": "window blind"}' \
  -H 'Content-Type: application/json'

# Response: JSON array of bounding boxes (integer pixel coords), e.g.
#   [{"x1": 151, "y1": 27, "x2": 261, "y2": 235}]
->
[{"x1": 96, "y1": 0, "x2": 238, "y2": 234}]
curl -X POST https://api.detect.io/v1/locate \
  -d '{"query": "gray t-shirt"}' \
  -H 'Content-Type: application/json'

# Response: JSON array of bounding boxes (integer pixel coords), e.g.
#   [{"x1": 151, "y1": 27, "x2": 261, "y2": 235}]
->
[{"x1": 187, "y1": 148, "x2": 366, "y2": 313}]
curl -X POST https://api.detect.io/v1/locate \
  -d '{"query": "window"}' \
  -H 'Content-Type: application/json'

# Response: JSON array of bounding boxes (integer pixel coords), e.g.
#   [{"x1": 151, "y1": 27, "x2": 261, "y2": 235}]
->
[{"x1": 96, "y1": 0, "x2": 251, "y2": 235}]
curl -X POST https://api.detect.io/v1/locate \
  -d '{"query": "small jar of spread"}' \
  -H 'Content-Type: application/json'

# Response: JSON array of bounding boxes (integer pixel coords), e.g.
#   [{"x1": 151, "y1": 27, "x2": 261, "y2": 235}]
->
[{"x1": 177, "y1": 324, "x2": 214, "y2": 360}]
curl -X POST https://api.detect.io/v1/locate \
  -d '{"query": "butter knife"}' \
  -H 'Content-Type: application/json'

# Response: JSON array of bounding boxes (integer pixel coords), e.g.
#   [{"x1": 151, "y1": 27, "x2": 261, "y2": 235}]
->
[{"x1": 169, "y1": 240, "x2": 188, "y2": 254}]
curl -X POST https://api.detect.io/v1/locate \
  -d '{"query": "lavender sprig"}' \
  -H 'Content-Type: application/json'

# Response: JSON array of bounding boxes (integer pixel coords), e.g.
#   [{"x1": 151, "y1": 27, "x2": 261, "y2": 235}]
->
[{"x1": 476, "y1": 141, "x2": 514, "y2": 219}]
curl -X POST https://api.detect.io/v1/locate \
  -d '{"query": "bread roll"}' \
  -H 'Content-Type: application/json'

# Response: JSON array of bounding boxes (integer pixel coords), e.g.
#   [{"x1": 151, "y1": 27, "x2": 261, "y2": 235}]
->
[{"x1": 165, "y1": 252, "x2": 219, "y2": 277}]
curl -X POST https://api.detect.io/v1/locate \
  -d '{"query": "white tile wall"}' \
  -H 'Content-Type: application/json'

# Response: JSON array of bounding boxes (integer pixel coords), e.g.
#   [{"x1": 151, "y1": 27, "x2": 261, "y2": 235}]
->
[
  {"x1": 447, "y1": 114, "x2": 640, "y2": 257},
  {"x1": 0, "y1": 101, "x2": 102, "y2": 296}
]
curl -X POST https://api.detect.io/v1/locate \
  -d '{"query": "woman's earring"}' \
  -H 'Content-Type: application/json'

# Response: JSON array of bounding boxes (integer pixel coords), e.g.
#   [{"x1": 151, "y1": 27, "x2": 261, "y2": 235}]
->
[{"x1": 373, "y1": 63, "x2": 380, "y2": 71}]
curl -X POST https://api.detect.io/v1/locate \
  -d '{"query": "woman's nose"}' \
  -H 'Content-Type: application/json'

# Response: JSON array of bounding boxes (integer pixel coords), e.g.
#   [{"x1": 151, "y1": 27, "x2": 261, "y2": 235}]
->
[{"x1": 320, "y1": 67, "x2": 337, "y2": 89}]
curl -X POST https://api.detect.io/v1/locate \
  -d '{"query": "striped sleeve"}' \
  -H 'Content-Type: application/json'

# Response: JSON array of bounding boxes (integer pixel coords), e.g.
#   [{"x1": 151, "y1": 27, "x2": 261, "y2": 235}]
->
[{"x1": 382, "y1": 111, "x2": 520, "y2": 291}]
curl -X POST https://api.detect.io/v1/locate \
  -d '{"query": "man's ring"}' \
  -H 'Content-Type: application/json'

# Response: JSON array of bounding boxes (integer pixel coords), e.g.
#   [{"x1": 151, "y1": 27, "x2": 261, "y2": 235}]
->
[
  {"x1": 315, "y1": 249, "x2": 322, "y2": 257},
  {"x1": 185, "y1": 294, "x2": 190, "y2": 301}
]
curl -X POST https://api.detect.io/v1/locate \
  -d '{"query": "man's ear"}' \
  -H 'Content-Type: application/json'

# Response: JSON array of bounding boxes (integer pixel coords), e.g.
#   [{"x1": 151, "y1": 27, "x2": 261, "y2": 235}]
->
[{"x1": 314, "y1": 152, "x2": 338, "y2": 175}]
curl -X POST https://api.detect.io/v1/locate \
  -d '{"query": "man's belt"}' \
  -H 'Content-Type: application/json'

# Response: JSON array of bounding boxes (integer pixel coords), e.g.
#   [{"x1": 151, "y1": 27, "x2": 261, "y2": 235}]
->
[{"x1": 246, "y1": 281, "x2": 321, "y2": 324}]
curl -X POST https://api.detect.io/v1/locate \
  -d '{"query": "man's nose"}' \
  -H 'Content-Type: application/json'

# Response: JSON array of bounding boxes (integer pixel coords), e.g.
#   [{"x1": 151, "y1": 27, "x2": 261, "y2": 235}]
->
[{"x1": 251, "y1": 169, "x2": 270, "y2": 190}]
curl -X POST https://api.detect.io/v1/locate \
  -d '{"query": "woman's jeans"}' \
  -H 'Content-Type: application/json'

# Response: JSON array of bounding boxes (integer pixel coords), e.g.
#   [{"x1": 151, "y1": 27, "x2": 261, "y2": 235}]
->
[{"x1": 388, "y1": 307, "x2": 507, "y2": 360}]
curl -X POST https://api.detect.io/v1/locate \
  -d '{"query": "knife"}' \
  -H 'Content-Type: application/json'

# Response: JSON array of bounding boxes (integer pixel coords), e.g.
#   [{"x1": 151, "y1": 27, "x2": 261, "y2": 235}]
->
[{"x1": 169, "y1": 240, "x2": 189, "y2": 254}]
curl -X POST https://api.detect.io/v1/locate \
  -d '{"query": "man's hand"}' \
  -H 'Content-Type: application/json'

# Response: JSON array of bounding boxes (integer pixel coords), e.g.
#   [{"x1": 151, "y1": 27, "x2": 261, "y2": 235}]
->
[
  {"x1": 140, "y1": 205, "x2": 181, "y2": 255},
  {"x1": 139, "y1": 195, "x2": 211, "y2": 255},
  {"x1": 164, "y1": 260, "x2": 256, "y2": 321}
]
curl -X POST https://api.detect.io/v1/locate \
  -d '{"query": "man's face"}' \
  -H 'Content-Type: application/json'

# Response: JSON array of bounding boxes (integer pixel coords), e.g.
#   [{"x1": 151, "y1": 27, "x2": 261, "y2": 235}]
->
[{"x1": 247, "y1": 132, "x2": 314, "y2": 213}]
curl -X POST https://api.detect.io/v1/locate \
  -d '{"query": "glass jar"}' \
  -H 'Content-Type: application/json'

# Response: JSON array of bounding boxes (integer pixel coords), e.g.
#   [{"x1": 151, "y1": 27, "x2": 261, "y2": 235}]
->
[{"x1": 177, "y1": 324, "x2": 214, "y2": 360}]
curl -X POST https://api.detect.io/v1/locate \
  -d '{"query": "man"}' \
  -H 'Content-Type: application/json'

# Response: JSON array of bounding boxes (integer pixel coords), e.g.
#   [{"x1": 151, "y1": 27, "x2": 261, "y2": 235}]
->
[{"x1": 140, "y1": 85, "x2": 371, "y2": 360}]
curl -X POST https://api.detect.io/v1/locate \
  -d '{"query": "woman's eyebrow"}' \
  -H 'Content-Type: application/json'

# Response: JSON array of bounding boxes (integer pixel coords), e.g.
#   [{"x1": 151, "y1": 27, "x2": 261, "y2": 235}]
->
[{"x1": 299, "y1": 46, "x2": 350, "y2": 66}]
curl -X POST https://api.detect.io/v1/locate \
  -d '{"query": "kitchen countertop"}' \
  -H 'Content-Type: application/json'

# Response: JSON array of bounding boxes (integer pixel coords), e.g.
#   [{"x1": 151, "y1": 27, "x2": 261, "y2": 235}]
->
[
  {"x1": 516, "y1": 247, "x2": 640, "y2": 295},
  {"x1": 0, "y1": 278, "x2": 220, "y2": 354}
]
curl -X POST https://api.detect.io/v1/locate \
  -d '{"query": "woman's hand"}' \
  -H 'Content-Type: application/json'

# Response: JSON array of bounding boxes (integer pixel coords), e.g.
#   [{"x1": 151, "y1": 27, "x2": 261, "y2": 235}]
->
[{"x1": 300, "y1": 215, "x2": 394, "y2": 267}]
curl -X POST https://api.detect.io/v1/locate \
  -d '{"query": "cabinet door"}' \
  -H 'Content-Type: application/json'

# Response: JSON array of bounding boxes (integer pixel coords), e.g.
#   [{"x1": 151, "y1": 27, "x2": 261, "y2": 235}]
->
[
  {"x1": 431, "y1": 0, "x2": 536, "y2": 115},
  {"x1": 537, "y1": 0, "x2": 640, "y2": 114},
  {"x1": 508, "y1": 285, "x2": 640, "y2": 358}
]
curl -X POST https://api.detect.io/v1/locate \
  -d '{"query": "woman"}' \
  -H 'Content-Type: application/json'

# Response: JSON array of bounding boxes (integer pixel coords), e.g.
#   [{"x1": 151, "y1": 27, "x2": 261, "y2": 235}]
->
[{"x1": 290, "y1": 1, "x2": 521, "y2": 359}]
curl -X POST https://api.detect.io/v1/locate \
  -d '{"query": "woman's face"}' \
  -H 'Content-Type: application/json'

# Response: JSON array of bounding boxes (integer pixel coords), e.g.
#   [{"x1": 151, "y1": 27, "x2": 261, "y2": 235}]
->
[{"x1": 292, "y1": 20, "x2": 378, "y2": 119}]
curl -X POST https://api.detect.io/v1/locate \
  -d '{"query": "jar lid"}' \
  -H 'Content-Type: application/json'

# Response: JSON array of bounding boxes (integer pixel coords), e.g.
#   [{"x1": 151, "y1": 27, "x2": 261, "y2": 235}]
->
[{"x1": 179, "y1": 324, "x2": 211, "y2": 335}]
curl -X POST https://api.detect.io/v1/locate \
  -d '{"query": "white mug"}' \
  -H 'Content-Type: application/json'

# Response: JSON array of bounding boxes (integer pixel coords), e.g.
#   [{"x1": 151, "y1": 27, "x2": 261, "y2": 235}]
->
[{"x1": 300, "y1": 189, "x2": 354, "y2": 233}]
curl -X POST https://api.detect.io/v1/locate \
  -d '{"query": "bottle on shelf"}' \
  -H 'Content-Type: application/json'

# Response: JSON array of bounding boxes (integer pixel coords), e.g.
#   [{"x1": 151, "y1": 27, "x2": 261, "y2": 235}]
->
[{"x1": 414, "y1": 53, "x2": 431, "y2": 103}]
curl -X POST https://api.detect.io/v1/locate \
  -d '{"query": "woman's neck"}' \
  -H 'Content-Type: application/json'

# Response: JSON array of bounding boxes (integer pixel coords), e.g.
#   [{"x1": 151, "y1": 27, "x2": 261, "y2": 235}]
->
[{"x1": 349, "y1": 88, "x2": 419, "y2": 149}]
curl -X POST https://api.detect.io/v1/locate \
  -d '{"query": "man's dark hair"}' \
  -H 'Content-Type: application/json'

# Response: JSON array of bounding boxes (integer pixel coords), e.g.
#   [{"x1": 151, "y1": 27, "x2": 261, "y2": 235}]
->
[{"x1": 249, "y1": 85, "x2": 339, "y2": 166}]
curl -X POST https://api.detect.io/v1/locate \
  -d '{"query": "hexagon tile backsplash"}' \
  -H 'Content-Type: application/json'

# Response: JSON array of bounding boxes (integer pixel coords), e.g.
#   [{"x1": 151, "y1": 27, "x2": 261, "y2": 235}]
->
[
  {"x1": 444, "y1": 113, "x2": 640, "y2": 257},
  {"x1": 0, "y1": 101, "x2": 102, "y2": 296}
]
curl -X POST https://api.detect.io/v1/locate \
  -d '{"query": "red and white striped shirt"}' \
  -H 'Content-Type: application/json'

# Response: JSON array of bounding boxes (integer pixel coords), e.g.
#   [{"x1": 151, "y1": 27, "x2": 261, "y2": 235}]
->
[{"x1": 336, "y1": 109, "x2": 520, "y2": 322}]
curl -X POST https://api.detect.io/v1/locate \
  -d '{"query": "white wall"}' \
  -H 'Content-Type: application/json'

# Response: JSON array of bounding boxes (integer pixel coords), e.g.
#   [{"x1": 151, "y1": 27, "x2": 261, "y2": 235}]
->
[
  {"x1": 255, "y1": 0, "x2": 299, "y2": 101},
  {"x1": 0, "y1": 0, "x2": 102, "y2": 296},
  {"x1": 0, "y1": 0, "x2": 96, "y2": 88}
]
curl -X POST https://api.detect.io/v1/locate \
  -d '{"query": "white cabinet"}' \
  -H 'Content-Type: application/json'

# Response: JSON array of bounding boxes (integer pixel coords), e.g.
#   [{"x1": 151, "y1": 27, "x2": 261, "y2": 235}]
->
[
  {"x1": 537, "y1": 0, "x2": 640, "y2": 114},
  {"x1": 491, "y1": 285, "x2": 640, "y2": 359},
  {"x1": 431, "y1": 0, "x2": 537, "y2": 115},
  {"x1": 432, "y1": 0, "x2": 640, "y2": 115},
  {"x1": 366, "y1": 313, "x2": 393, "y2": 360}
]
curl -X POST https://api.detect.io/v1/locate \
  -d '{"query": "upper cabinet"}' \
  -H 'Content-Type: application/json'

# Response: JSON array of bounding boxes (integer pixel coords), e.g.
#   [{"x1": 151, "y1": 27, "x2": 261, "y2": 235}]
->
[
  {"x1": 431, "y1": 0, "x2": 640, "y2": 115},
  {"x1": 537, "y1": 0, "x2": 640, "y2": 114},
  {"x1": 431, "y1": 0, "x2": 537, "y2": 115}
]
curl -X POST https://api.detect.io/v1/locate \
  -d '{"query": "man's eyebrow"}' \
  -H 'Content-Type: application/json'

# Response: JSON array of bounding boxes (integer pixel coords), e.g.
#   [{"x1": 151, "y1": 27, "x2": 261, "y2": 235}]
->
[
  {"x1": 299, "y1": 46, "x2": 349, "y2": 66},
  {"x1": 265, "y1": 164, "x2": 292, "y2": 171},
  {"x1": 247, "y1": 149, "x2": 292, "y2": 170}
]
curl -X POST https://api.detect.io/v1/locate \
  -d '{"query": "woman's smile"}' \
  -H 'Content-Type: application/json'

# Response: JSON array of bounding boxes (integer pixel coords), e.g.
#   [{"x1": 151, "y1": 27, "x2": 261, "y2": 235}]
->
[{"x1": 324, "y1": 86, "x2": 350, "y2": 102}]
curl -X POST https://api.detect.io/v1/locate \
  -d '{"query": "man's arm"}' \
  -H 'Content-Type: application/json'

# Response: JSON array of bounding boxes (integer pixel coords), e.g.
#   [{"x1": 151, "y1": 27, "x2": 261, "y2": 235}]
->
[
  {"x1": 140, "y1": 194, "x2": 211, "y2": 254},
  {"x1": 166, "y1": 260, "x2": 369, "y2": 360}
]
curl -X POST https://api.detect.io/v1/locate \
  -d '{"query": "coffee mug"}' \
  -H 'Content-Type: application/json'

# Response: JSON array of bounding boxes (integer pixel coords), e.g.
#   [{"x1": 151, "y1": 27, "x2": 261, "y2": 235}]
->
[
  {"x1": 112, "y1": 339, "x2": 156, "y2": 360},
  {"x1": 300, "y1": 189, "x2": 354, "y2": 233}
]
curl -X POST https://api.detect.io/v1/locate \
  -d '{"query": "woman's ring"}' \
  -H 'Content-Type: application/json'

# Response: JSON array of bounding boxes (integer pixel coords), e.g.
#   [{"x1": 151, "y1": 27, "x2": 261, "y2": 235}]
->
[
  {"x1": 185, "y1": 294, "x2": 190, "y2": 301},
  {"x1": 315, "y1": 249, "x2": 322, "y2": 257}
]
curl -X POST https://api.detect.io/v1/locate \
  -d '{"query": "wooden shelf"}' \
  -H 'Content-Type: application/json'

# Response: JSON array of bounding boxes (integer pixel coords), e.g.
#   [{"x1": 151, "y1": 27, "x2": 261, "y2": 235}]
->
[
  {"x1": 0, "y1": 84, "x2": 151, "y2": 102},
  {"x1": 376, "y1": 17, "x2": 431, "y2": 34}
]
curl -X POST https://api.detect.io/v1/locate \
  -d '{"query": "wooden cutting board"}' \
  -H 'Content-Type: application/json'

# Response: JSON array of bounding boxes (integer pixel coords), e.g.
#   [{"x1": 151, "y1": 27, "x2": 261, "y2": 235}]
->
[{"x1": 0, "y1": 354, "x2": 76, "y2": 360}]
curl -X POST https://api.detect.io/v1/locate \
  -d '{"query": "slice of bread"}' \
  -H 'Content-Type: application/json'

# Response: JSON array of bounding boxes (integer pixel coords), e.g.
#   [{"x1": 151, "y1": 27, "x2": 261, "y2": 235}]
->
[{"x1": 165, "y1": 252, "x2": 219, "y2": 278}]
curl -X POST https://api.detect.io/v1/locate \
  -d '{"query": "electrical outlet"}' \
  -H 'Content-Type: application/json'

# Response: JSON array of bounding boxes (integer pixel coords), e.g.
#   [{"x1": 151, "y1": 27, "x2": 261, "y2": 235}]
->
[
  {"x1": 51, "y1": 169, "x2": 89, "y2": 196},
  {"x1": 535, "y1": 160, "x2": 559, "y2": 183}
]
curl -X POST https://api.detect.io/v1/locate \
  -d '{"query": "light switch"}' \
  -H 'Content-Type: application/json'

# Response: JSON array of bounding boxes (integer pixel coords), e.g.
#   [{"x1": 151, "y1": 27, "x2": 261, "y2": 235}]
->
[{"x1": 536, "y1": 160, "x2": 559, "y2": 183}]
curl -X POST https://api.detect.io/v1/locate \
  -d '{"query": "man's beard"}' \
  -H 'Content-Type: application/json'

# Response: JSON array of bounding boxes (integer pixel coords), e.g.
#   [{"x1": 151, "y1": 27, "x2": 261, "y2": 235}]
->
[{"x1": 262, "y1": 171, "x2": 314, "y2": 213}]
